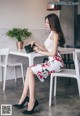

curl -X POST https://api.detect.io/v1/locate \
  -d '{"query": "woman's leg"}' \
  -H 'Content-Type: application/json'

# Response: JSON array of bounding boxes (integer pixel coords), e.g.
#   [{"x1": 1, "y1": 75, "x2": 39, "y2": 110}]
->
[
  {"x1": 26, "y1": 67, "x2": 36, "y2": 110},
  {"x1": 19, "y1": 67, "x2": 35, "y2": 104}
]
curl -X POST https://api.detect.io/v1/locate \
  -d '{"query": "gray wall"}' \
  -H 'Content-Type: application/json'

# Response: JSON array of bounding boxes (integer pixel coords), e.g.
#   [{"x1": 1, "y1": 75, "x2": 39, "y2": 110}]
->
[
  {"x1": 60, "y1": 0, "x2": 75, "y2": 46},
  {"x1": 78, "y1": 0, "x2": 80, "y2": 14}
]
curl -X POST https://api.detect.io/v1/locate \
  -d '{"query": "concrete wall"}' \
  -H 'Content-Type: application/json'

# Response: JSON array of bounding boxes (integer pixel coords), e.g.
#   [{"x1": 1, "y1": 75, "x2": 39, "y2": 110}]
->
[
  {"x1": 78, "y1": 0, "x2": 80, "y2": 14},
  {"x1": 60, "y1": 0, "x2": 75, "y2": 46}
]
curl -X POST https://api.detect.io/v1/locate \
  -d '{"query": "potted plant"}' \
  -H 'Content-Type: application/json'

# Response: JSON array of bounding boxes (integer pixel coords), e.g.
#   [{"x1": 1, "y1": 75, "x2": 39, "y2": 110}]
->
[{"x1": 6, "y1": 28, "x2": 32, "y2": 49}]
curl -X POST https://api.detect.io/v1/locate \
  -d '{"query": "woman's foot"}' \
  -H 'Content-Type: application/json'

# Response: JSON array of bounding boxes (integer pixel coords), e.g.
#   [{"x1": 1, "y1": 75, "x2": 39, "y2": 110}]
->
[
  {"x1": 22, "y1": 100, "x2": 39, "y2": 114},
  {"x1": 13, "y1": 96, "x2": 29, "y2": 109}
]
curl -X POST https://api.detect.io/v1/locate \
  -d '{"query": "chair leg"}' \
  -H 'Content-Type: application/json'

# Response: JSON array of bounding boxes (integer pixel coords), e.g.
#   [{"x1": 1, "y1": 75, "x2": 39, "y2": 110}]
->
[
  {"x1": 3, "y1": 67, "x2": 7, "y2": 91},
  {"x1": 54, "y1": 76, "x2": 57, "y2": 97},
  {"x1": 77, "y1": 79, "x2": 80, "y2": 96},
  {"x1": 49, "y1": 74, "x2": 53, "y2": 106},
  {"x1": 1, "y1": 67, "x2": 3, "y2": 83},
  {"x1": 20, "y1": 64, "x2": 24, "y2": 85},
  {"x1": 14, "y1": 67, "x2": 16, "y2": 82}
]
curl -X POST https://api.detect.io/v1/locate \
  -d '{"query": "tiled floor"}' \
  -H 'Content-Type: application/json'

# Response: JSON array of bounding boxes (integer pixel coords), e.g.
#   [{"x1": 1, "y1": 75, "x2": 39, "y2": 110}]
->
[{"x1": 0, "y1": 77, "x2": 80, "y2": 116}]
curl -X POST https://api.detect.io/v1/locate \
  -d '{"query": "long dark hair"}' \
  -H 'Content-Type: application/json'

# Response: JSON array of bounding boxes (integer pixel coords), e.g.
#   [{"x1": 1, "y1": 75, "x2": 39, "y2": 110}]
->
[{"x1": 45, "y1": 13, "x2": 65, "y2": 47}]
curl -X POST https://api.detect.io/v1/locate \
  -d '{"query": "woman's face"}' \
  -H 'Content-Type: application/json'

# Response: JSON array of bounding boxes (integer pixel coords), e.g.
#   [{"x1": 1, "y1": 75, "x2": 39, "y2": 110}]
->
[{"x1": 45, "y1": 18, "x2": 50, "y2": 30}]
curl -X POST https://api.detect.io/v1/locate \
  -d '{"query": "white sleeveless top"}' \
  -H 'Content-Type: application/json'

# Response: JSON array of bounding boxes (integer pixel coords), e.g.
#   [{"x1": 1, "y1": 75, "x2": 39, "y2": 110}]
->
[
  {"x1": 44, "y1": 31, "x2": 61, "y2": 61},
  {"x1": 44, "y1": 31, "x2": 54, "y2": 52}
]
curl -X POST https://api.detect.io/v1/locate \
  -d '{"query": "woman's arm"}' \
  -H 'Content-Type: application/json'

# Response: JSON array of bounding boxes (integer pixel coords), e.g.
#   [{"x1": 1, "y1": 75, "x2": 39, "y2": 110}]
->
[
  {"x1": 26, "y1": 40, "x2": 48, "y2": 52},
  {"x1": 34, "y1": 33, "x2": 59, "y2": 57},
  {"x1": 34, "y1": 41, "x2": 48, "y2": 52}
]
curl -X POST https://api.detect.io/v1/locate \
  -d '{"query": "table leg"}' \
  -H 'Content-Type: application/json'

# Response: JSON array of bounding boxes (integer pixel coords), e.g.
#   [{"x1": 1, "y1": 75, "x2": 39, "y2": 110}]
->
[{"x1": 28, "y1": 55, "x2": 34, "y2": 66}]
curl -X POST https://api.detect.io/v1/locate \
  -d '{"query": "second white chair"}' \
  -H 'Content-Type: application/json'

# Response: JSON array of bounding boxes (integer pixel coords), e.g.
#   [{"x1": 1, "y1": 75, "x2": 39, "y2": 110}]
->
[
  {"x1": 49, "y1": 50, "x2": 80, "y2": 106},
  {"x1": 0, "y1": 48, "x2": 24, "y2": 91}
]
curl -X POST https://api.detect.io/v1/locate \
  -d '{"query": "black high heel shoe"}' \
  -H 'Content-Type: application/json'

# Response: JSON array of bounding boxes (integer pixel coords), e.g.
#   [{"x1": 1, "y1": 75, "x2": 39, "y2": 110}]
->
[
  {"x1": 22, "y1": 100, "x2": 39, "y2": 114},
  {"x1": 13, "y1": 96, "x2": 29, "y2": 109}
]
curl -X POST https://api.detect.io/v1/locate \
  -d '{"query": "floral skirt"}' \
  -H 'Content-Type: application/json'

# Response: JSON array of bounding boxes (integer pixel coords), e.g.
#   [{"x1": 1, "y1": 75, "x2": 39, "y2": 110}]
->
[{"x1": 30, "y1": 53, "x2": 64, "y2": 82}]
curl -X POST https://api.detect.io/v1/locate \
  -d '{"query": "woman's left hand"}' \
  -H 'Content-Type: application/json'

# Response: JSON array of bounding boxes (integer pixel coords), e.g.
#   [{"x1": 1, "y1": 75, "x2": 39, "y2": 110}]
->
[{"x1": 34, "y1": 47, "x2": 40, "y2": 53}]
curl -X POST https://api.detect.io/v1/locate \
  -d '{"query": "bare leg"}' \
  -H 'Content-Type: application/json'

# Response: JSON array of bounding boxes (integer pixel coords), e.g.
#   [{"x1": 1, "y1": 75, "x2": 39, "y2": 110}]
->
[
  {"x1": 27, "y1": 67, "x2": 35, "y2": 110},
  {"x1": 18, "y1": 67, "x2": 35, "y2": 106}
]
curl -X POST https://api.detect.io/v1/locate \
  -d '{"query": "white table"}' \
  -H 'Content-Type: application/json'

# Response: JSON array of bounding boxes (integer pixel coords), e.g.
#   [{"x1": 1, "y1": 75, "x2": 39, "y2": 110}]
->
[
  {"x1": 0, "y1": 47, "x2": 75, "y2": 82},
  {"x1": 58, "y1": 47, "x2": 75, "y2": 54},
  {"x1": 9, "y1": 47, "x2": 75, "y2": 66},
  {"x1": 9, "y1": 49, "x2": 45, "y2": 66}
]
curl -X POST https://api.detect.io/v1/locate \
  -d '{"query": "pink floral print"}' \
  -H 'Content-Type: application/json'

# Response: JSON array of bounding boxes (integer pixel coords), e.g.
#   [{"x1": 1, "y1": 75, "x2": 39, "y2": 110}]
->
[{"x1": 31, "y1": 52, "x2": 64, "y2": 82}]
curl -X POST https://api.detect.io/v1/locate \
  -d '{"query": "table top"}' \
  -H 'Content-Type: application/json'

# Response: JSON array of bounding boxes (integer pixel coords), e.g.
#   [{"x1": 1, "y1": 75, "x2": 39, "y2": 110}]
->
[
  {"x1": 9, "y1": 47, "x2": 76, "y2": 57},
  {"x1": 75, "y1": 48, "x2": 80, "y2": 52},
  {"x1": 9, "y1": 49, "x2": 45, "y2": 58},
  {"x1": 58, "y1": 47, "x2": 75, "y2": 54}
]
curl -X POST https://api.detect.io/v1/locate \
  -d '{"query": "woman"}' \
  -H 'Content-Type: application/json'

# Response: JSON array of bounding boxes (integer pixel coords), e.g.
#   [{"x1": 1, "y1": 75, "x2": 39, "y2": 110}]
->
[{"x1": 13, "y1": 13, "x2": 65, "y2": 114}]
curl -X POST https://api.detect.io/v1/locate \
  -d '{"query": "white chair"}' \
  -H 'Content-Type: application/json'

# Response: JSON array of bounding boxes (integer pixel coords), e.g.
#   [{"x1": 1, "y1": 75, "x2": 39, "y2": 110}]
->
[
  {"x1": 49, "y1": 50, "x2": 80, "y2": 106},
  {"x1": 0, "y1": 48, "x2": 24, "y2": 91}
]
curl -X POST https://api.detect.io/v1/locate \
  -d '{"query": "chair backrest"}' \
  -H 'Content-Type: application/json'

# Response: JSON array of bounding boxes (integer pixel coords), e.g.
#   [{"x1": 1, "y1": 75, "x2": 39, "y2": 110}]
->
[
  {"x1": 74, "y1": 50, "x2": 80, "y2": 79},
  {"x1": 0, "y1": 49, "x2": 9, "y2": 55},
  {"x1": 0, "y1": 48, "x2": 9, "y2": 66}
]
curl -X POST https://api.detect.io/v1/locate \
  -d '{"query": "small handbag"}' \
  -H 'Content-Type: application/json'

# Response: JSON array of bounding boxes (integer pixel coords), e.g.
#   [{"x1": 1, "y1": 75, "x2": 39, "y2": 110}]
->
[{"x1": 24, "y1": 44, "x2": 35, "y2": 53}]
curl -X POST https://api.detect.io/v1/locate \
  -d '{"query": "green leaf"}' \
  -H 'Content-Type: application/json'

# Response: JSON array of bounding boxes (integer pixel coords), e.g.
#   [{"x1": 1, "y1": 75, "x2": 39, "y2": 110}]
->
[{"x1": 6, "y1": 28, "x2": 32, "y2": 42}]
